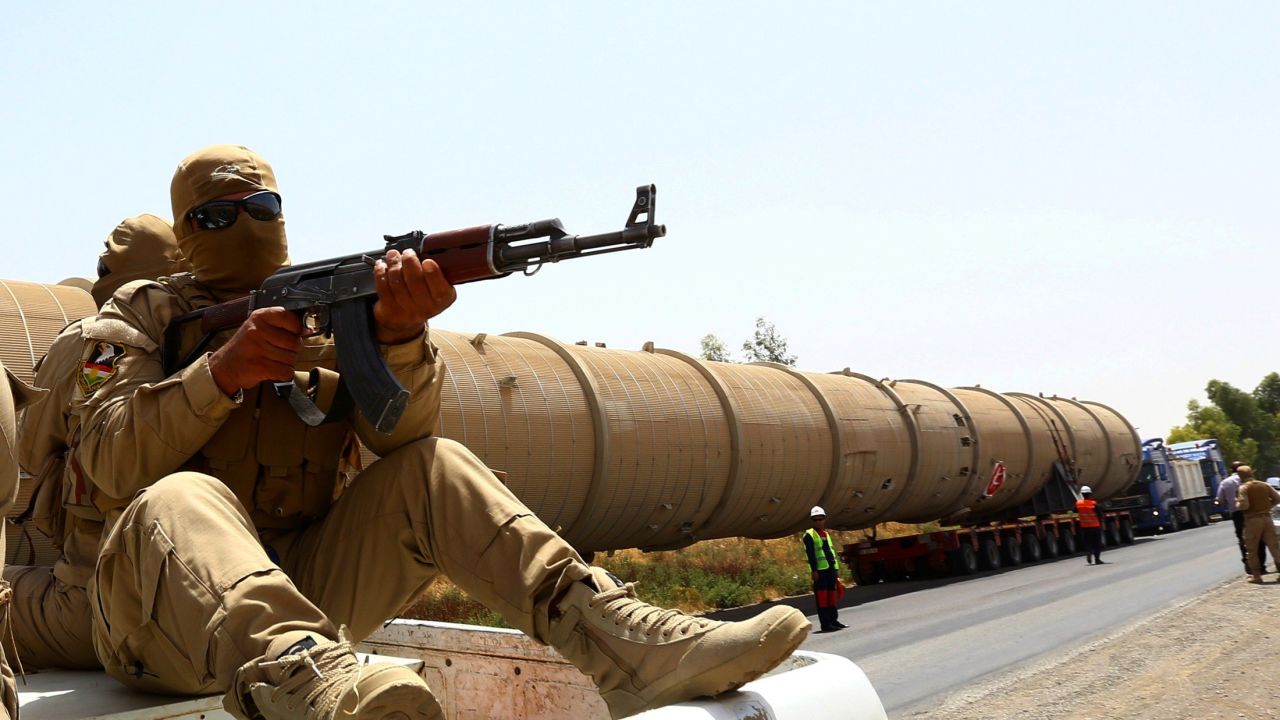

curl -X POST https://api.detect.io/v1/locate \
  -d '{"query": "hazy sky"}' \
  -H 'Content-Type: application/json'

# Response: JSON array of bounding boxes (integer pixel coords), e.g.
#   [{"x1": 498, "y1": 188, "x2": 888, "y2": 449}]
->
[{"x1": 2, "y1": 2, "x2": 1275, "y2": 438}]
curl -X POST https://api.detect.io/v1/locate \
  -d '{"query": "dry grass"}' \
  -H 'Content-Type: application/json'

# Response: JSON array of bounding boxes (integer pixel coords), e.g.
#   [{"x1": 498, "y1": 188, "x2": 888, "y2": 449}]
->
[{"x1": 400, "y1": 523, "x2": 932, "y2": 627}]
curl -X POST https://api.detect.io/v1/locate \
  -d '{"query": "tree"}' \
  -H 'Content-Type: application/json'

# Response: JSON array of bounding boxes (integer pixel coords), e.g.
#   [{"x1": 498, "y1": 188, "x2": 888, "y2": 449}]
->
[
  {"x1": 741, "y1": 317, "x2": 797, "y2": 366},
  {"x1": 699, "y1": 333, "x2": 731, "y2": 363},
  {"x1": 1204, "y1": 379, "x2": 1280, "y2": 473},
  {"x1": 1167, "y1": 400, "x2": 1258, "y2": 469},
  {"x1": 1253, "y1": 372, "x2": 1280, "y2": 416}
]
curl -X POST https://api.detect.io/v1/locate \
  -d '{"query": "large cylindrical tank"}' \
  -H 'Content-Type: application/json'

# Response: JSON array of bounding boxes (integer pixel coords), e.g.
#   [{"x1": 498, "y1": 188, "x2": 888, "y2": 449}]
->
[
  {"x1": 0, "y1": 279, "x2": 96, "y2": 382},
  {"x1": 0, "y1": 276, "x2": 1143, "y2": 558}
]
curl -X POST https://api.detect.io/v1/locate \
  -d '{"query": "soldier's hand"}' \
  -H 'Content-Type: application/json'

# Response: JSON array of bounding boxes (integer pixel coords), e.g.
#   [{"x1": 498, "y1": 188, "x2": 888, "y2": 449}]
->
[
  {"x1": 812, "y1": 571, "x2": 819, "y2": 583},
  {"x1": 209, "y1": 307, "x2": 304, "y2": 397},
  {"x1": 372, "y1": 248, "x2": 456, "y2": 345}
]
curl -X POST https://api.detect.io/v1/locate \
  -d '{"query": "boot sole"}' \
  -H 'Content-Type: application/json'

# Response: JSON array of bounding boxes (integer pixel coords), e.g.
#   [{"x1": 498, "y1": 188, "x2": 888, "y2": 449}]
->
[
  {"x1": 348, "y1": 665, "x2": 444, "y2": 720},
  {"x1": 610, "y1": 606, "x2": 811, "y2": 718}
]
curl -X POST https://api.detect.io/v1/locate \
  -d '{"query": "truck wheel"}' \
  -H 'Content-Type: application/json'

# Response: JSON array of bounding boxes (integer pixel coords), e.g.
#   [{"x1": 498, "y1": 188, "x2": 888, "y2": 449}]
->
[
  {"x1": 1196, "y1": 502, "x2": 1209, "y2": 527},
  {"x1": 1042, "y1": 532, "x2": 1061, "y2": 559},
  {"x1": 1021, "y1": 533, "x2": 1042, "y2": 563},
  {"x1": 1060, "y1": 529, "x2": 1078, "y2": 555},
  {"x1": 1120, "y1": 517, "x2": 1135, "y2": 544},
  {"x1": 1106, "y1": 521, "x2": 1121, "y2": 547},
  {"x1": 947, "y1": 544, "x2": 978, "y2": 575},
  {"x1": 1002, "y1": 536, "x2": 1023, "y2": 566},
  {"x1": 855, "y1": 561, "x2": 881, "y2": 586},
  {"x1": 980, "y1": 538, "x2": 1001, "y2": 570},
  {"x1": 1166, "y1": 509, "x2": 1181, "y2": 533}
]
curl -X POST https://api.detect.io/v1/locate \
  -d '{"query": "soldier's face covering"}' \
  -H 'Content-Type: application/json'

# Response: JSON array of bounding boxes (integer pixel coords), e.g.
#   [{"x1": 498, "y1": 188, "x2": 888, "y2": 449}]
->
[
  {"x1": 171, "y1": 144, "x2": 290, "y2": 296},
  {"x1": 91, "y1": 214, "x2": 187, "y2": 307}
]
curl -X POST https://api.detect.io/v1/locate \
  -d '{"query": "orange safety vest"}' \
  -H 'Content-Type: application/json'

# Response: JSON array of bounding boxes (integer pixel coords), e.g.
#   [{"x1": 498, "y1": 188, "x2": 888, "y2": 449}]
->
[{"x1": 1076, "y1": 498, "x2": 1101, "y2": 528}]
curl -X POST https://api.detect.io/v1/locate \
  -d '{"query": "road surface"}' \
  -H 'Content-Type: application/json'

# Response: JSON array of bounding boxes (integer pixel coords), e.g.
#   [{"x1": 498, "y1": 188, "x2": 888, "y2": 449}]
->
[{"x1": 797, "y1": 521, "x2": 1242, "y2": 717}]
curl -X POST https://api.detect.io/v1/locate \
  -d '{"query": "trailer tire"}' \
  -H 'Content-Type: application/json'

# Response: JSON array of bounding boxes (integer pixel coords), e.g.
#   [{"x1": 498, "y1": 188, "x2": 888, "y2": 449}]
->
[
  {"x1": 1042, "y1": 532, "x2": 1060, "y2": 559},
  {"x1": 1120, "y1": 517, "x2": 1135, "y2": 544},
  {"x1": 1021, "y1": 533, "x2": 1043, "y2": 563},
  {"x1": 1106, "y1": 521, "x2": 1121, "y2": 547},
  {"x1": 947, "y1": 544, "x2": 978, "y2": 575},
  {"x1": 1002, "y1": 536, "x2": 1023, "y2": 566},
  {"x1": 980, "y1": 538, "x2": 1001, "y2": 570},
  {"x1": 1061, "y1": 529, "x2": 1078, "y2": 555},
  {"x1": 854, "y1": 561, "x2": 881, "y2": 586}
]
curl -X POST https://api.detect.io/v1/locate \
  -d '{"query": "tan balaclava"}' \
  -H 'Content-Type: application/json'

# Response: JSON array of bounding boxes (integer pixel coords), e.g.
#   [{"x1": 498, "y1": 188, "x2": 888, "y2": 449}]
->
[
  {"x1": 170, "y1": 144, "x2": 289, "y2": 296},
  {"x1": 91, "y1": 214, "x2": 188, "y2": 307}
]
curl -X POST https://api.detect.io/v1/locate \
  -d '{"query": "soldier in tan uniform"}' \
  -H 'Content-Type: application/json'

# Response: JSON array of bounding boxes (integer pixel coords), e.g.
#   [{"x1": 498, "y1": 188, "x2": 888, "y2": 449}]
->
[
  {"x1": 1236, "y1": 466, "x2": 1280, "y2": 584},
  {"x1": 2, "y1": 358, "x2": 48, "y2": 718},
  {"x1": 4, "y1": 214, "x2": 187, "y2": 672},
  {"x1": 76, "y1": 144, "x2": 808, "y2": 720}
]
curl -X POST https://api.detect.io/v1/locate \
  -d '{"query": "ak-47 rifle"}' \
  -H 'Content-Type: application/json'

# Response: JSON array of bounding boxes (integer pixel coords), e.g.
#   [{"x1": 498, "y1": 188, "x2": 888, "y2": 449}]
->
[{"x1": 163, "y1": 184, "x2": 665, "y2": 434}]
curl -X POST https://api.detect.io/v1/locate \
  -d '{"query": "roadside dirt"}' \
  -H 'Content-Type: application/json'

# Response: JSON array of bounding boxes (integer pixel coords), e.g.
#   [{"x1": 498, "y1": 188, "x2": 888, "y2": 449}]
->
[{"x1": 906, "y1": 576, "x2": 1280, "y2": 720}]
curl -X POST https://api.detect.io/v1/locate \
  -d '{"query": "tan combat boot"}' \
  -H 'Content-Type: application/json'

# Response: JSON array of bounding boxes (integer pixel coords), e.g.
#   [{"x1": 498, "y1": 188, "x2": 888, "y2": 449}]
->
[
  {"x1": 224, "y1": 628, "x2": 442, "y2": 720},
  {"x1": 550, "y1": 568, "x2": 810, "y2": 719}
]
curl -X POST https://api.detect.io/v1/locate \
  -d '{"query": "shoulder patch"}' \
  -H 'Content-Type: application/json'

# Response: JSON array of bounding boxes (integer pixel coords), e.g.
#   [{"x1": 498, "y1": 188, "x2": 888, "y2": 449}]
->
[{"x1": 79, "y1": 341, "x2": 124, "y2": 395}]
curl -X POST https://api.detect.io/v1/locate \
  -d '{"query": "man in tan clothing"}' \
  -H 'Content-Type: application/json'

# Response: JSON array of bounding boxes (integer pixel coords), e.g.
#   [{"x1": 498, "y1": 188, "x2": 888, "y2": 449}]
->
[
  {"x1": 75, "y1": 144, "x2": 808, "y2": 720},
  {"x1": 5, "y1": 214, "x2": 187, "y2": 672},
  {"x1": 2, "y1": 358, "x2": 49, "y2": 718},
  {"x1": 1236, "y1": 466, "x2": 1280, "y2": 584}
]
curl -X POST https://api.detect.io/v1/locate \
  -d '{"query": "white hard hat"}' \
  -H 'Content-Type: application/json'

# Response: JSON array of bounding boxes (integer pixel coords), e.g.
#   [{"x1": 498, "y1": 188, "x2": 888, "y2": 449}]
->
[
  {"x1": 810, "y1": 506, "x2": 826, "y2": 518},
  {"x1": 1080, "y1": 485, "x2": 1093, "y2": 494}
]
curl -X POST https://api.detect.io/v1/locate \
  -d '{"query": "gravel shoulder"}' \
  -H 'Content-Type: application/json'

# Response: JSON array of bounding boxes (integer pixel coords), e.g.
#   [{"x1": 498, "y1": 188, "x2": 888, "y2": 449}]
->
[{"x1": 905, "y1": 576, "x2": 1280, "y2": 720}]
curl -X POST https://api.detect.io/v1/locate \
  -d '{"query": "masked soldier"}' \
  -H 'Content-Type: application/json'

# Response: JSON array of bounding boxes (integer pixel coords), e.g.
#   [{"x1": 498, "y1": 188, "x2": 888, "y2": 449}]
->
[
  {"x1": 2, "y1": 358, "x2": 48, "y2": 718},
  {"x1": 4, "y1": 215, "x2": 188, "y2": 672},
  {"x1": 74, "y1": 144, "x2": 808, "y2": 720}
]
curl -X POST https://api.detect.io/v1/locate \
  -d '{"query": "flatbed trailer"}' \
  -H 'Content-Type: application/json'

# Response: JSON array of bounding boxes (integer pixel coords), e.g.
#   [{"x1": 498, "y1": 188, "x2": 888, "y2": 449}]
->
[{"x1": 844, "y1": 511, "x2": 1135, "y2": 584}]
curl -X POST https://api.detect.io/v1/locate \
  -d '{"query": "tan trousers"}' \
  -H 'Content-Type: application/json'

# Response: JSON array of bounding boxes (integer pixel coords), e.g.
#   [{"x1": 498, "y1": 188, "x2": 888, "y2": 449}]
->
[
  {"x1": 2, "y1": 566, "x2": 100, "y2": 670},
  {"x1": 1242, "y1": 514, "x2": 1280, "y2": 575},
  {"x1": 89, "y1": 437, "x2": 592, "y2": 695}
]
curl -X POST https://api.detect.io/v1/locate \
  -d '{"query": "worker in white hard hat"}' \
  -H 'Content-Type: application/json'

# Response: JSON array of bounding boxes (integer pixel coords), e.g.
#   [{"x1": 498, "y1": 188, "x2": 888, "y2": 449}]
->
[
  {"x1": 1076, "y1": 486, "x2": 1105, "y2": 565},
  {"x1": 802, "y1": 506, "x2": 846, "y2": 631}
]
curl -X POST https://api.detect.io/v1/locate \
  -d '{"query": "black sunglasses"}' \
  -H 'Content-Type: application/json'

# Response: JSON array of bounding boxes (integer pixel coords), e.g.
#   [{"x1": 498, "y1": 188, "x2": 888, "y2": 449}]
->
[{"x1": 188, "y1": 191, "x2": 283, "y2": 230}]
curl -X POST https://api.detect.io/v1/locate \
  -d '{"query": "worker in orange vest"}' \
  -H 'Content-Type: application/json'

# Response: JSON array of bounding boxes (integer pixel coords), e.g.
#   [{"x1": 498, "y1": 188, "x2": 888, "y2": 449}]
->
[{"x1": 1076, "y1": 486, "x2": 1105, "y2": 565}]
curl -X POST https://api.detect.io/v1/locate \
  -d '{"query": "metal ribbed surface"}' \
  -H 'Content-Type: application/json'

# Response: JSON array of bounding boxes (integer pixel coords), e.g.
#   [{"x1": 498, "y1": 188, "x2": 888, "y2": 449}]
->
[
  {"x1": 950, "y1": 387, "x2": 1035, "y2": 516},
  {"x1": 0, "y1": 279, "x2": 95, "y2": 382},
  {"x1": 962, "y1": 388, "x2": 1061, "y2": 516},
  {"x1": 1080, "y1": 400, "x2": 1142, "y2": 498},
  {"x1": 698, "y1": 362, "x2": 833, "y2": 539},
  {"x1": 815, "y1": 372, "x2": 914, "y2": 527},
  {"x1": 431, "y1": 331, "x2": 596, "y2": 540},
  {"x1": 1043, "y1": 397, "x2": 1109, "y2": 494},
  {"x1": 883, "y1": 380, "x2": 973, "y2": 522},
  {"x1": 556, "y1": 343, "x2": 730, "y2": 550}
]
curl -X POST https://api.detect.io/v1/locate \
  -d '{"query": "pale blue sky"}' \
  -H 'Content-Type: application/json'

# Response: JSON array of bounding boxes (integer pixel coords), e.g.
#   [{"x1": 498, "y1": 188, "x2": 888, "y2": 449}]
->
[{"x1": 2, "y1": 2, "x2": 1276, "y2": 437}]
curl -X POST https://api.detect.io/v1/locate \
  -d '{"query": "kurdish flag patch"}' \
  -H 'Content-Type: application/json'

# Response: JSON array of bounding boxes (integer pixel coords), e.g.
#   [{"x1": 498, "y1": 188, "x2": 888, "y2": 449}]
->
[{"x1": 79, "y1": 341, "x2": 124, "y2": 395}]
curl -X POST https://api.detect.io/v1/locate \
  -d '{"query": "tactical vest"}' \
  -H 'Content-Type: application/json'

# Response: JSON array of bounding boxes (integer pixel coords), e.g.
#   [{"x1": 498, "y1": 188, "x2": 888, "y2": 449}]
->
[
  {"x1": 161, "y1": 274, "x2": 361, "y2": 532},
  {"x1": 804, "y1": 527, "x2": 840, "y2": 571}
]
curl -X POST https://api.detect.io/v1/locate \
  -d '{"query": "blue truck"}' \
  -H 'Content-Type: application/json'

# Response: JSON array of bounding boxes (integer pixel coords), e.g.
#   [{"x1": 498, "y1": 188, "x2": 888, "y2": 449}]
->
[
  {"x1": 1103, "y1": 438, "x2": 1219, "y2": 533},
  {"x1": 1166, "y1": 438, "x2": 1230, "y2": 519}
]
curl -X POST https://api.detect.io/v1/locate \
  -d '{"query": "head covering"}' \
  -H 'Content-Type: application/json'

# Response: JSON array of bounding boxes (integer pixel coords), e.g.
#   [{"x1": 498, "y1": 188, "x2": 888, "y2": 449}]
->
[
  {"x1": 170, "y1": 144, "x2": 288, "y2": 295},
  {"x1": 1080, "y1": 485, "x2": 1093, "y2": 495},
  {"x1": 1237, "y1": 465, "x2": 1253, "y2": 479},
  {"x1": 91, "y1": 214, "x2": 187, "y2": 307},
  {"x1": 810, "y1": 506, "x2": 826, "y2": 518}
]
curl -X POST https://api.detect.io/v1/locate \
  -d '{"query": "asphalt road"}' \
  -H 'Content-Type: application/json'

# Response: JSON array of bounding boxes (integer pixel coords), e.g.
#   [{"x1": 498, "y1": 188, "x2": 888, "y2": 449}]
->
[{"x1": 797, "y1": 521, "x2": 1245, "y2": 717}]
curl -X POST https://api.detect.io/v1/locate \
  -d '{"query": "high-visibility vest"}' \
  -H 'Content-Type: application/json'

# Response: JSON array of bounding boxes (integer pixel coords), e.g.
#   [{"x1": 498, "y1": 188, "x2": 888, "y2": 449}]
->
[
  {"x1": 1076, "y1": 498, "x2": 1101, "y2": 528},
  {"x1": 804, "y1": 528, "x2": 840, "y2": 571}
]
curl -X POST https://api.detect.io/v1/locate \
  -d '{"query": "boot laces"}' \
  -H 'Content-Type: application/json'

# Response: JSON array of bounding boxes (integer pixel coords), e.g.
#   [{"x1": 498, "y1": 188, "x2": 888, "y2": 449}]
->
[
  {"x1": 269, "y1": 635, "x2": 366, "y2": 716},
  {"x1": 589, "y1": 582, "x2": 713, "y2": 638}
]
